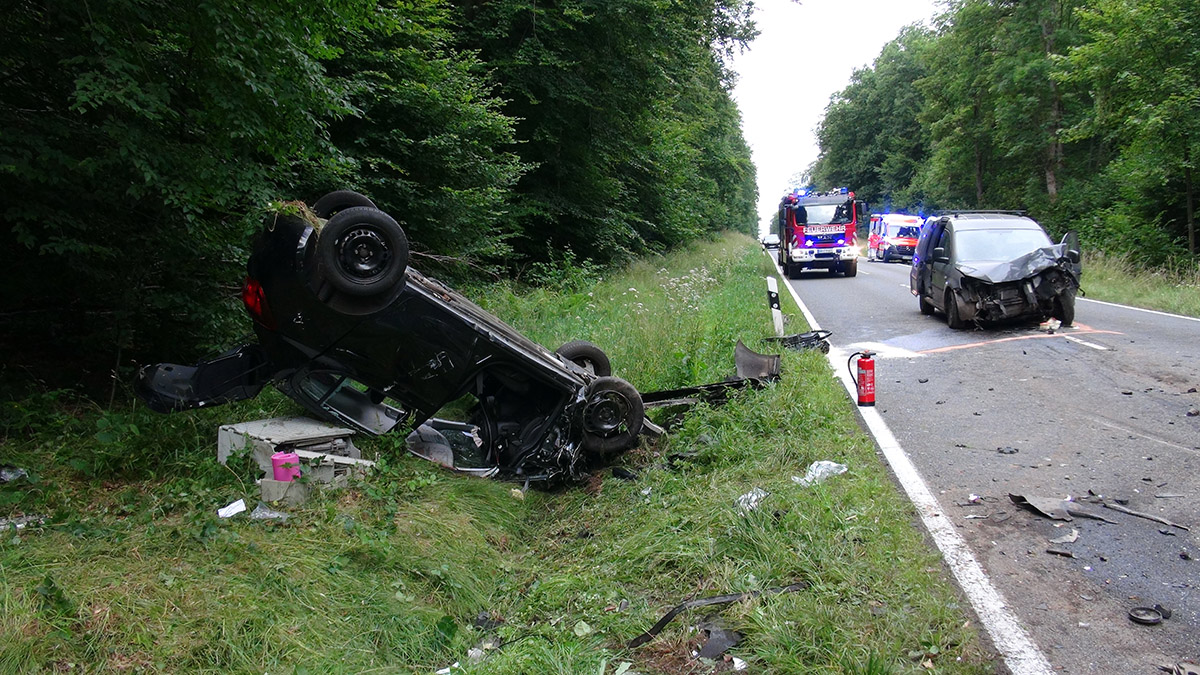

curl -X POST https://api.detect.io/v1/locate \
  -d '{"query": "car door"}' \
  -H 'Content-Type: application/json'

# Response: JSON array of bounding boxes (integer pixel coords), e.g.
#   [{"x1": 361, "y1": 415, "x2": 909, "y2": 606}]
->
[{"x1": 929, "y1": 224, "x2": 953, "y2": 309}]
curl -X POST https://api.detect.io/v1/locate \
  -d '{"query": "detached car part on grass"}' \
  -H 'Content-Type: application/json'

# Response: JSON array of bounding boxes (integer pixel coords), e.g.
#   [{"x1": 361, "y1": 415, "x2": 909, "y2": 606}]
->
[
  {"x1": 137, "y1": 192, "x2": 779, "y2": 483},
  {"x1": 910, "y1": 212, "x2": 1082, "y2": 329}
]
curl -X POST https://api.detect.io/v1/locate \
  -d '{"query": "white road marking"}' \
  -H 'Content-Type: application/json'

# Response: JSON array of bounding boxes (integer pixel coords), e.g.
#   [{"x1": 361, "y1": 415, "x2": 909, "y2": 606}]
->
[
  {"x1": 1080, "y1": 297, "x2": 1200, "y2": 323},
  {"x1": 1062, "y1": 335, "x2": 1109, "y2": 351},
  {"x1": 771, "y1": 255, "x2": 1053, "y2": 675},
  {"x1": 1088, "y1": 416, "x2": 1196, "y2": 453}
]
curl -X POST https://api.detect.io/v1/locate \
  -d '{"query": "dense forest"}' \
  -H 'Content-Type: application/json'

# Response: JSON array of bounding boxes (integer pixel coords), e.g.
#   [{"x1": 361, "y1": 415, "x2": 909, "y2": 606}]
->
[
  {"x1": 0, "y1": 0, "x2": 758, "y2": 391},
  {"x1": 810, "y1": 0, "x2": 1198, "y2": 268}
]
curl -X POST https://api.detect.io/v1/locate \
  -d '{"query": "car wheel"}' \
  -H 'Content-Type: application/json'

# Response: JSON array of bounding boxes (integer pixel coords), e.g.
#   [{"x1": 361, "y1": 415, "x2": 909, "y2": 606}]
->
[
  {"x1": 787, "y1": 262, "x2": 801, "y2": 279},
  {"x1": 1054, "y1": 289, "x2": 1076, "y2": 327},
  {"x1": 555, "y1": 340, "x2": 612, "y2": 376},
  {"x1": 881, "y1": 249, "x2": 891, "y2": 263},
  {"x1": 919, "y1": 293, "x2": 935, "y2": 315},
  {"x1": 317, "y1": 206, "x2": 409, "y2": 297},
  {"x1": 843, "y1": 259, "x2": 858, "y2": 277},
  {"x1": 945, "y1": 289, "x2": 966, "y2": 329},
  {"x1": 581, "y1": 376, "x2": 644, "y2": 455},
  {"x1": 312, "y1": 190, "x2": 377, "y2": 219}
]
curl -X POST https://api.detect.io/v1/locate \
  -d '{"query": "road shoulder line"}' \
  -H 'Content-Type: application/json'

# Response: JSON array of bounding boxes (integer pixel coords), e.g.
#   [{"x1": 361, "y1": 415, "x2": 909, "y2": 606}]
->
[
  {"x1": 771, "y1": 257, "x2": 1052, "y2": 675},
  {"x1": 1079, "y1": 297, "x2": 1200, "y2": 323}
]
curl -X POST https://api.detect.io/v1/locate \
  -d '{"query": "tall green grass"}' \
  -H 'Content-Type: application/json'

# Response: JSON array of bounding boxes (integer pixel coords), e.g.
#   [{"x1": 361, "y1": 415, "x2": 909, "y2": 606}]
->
[
  {"x1": 1081, "y1": 251, "x2": 1200, "y2": 317},
  {"x1": 1, "y1": 234, "x2": 994, "y2": 673}
]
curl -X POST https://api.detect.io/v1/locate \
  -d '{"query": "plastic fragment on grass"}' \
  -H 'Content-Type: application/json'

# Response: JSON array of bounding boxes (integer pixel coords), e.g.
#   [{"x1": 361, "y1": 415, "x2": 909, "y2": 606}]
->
[
  {"x1": 628, "y1": 582, "x2": 808, "y2": 648},
  {"x1": 573, "y1": 620, "x2": 593, "y2": 637},
  {"x1": 217, "y1": 498, "x2": 247, "y2": 518},
  {"x1": 732, "y1": 657, "x2": 748, "y2": 671},
  {"x1": 792, "y1": 460, "x2": 847, "y2": 487},
  {"x1": 0, "y1": 466, "x2": 29, "y2": 483},
  {"x1": 735, "y1": 488, "x2": 768, "y2": 513},
  {"x1": 434, "y1": 662, "x2": 461, "y2": 674},
  {"x1": 250, "y1": 502, "x2": 289, "y2": 521}
]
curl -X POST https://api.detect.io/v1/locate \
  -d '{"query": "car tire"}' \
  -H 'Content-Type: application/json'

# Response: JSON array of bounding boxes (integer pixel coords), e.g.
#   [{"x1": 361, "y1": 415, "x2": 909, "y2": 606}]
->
[
  {"x1": 1054, "y1": 289, "x2": 1076, "y2": 327},
  {"x1": 581, "y1": 376, "x2": 644, "y2": 455},
  {"x1": 555, "y1": 340, "x2": 612, "y2": 377},
  {"x1": 317, "y1": 206, "x2": 409, "y2": 297},
  {"x1": 312, "y1": 190, "x2": 377, "y2": 219},
  {"x1": 919, "y1": 293, "x2": 935, "y2": 315},
  {"x1": 787, "y1": 262, "x2": 801, "y2": 279},
  {"x1": 945, "y1": 290, "x2": 966, "y2": 329},
  {"x1": 844, "y1": 259, "x2": 858, "y2": 277}
]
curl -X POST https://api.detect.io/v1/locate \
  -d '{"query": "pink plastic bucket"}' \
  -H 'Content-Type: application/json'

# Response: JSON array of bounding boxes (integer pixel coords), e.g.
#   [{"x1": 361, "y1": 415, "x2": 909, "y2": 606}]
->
[{"x1": 271, "y1": 452, "x2": 301, "y2": 482}]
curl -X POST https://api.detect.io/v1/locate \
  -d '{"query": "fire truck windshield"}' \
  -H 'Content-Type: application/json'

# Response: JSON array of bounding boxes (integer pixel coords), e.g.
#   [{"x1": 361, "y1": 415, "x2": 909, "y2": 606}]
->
[{"x1": 797, "y1": 203, "x2": 851, "y2": 225}]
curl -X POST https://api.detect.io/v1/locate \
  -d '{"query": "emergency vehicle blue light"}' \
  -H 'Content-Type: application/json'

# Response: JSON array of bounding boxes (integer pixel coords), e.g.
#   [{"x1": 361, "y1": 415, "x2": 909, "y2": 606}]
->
[{"x1": 839, "y1": 187, "x2": 848, "y2": 194}]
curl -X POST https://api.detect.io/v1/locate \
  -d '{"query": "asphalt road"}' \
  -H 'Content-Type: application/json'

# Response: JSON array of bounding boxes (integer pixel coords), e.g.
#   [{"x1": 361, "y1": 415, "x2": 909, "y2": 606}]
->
[{"x1": 779, "y1": 257, "x2": 1200, "y2": 674}]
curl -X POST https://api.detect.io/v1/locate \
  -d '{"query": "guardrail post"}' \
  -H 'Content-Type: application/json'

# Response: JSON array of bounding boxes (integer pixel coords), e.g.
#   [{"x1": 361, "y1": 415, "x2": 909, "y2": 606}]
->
[{"x1": 766, "y1": 277, "x2": 783, "y2": 336}]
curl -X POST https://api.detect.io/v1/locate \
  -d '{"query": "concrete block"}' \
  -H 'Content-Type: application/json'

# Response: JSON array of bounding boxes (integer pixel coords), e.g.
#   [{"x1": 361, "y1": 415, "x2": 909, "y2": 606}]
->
[{"x1": 259, "y1": 478, "x2": 312, "y2": 506}]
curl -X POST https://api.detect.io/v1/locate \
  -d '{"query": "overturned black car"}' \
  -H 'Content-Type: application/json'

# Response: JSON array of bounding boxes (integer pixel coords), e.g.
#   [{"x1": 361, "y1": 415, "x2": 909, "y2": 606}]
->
[
  {"x1": 137, "y1": 192, "x2": 777, "y2": 483},
  {"x1": 909, "y1": 212, "x2": 1081, "y2": 329}
]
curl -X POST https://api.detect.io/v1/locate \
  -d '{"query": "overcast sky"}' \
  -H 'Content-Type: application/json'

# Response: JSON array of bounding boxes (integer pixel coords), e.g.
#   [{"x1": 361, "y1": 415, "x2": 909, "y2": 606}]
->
[{"x1": 731, "y1": 0, "x2": 943, "y2": 230}]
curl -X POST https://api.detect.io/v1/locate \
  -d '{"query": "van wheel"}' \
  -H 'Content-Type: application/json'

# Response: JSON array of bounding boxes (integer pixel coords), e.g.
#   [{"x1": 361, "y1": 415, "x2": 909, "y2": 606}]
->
[
  {"x1": 581, "y1": 377, "x2": 644, "y2": 455},
  {"x1": 555, "y1": 341, "x2": 612, "y2": 376},
  {"x1": 945, "y1": 290, "x2": 966, "y2": 329},
  {"x1": 317, "y1": 207, "x2": 408, "y2": 297},
  {"x1": 1054, "y1": 289, "x2": 1076, "y2": 327}
]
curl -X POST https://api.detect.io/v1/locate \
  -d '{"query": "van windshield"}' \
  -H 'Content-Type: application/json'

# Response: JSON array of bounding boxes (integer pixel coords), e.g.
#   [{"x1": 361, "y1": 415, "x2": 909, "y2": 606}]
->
[
  {"x1": 954, "y1": 229, "x2": 1052, "y2": 262},
  {"x1": 890, "y1": 225, "x2": 919, "y2": 238}
]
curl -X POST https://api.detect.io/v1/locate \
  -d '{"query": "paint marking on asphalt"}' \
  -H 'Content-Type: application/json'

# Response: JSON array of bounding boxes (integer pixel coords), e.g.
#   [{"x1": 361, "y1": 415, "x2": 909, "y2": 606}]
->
[
  {"x1": 1063, "y1": 335, "x2": 1110, "y2": 351},
  {"x1": 917, "y1": 324, "x2": 1124, "y2": 355},
  {"x1": 1088, "y1": 416, "x2": 1196, "y2": 453},
  {"x1": 1080, "y1": 297, "x2": 1200, "y2": 323},
  {"x1": 772, "y1": 256, "x2": 1053, "y2": 675}
]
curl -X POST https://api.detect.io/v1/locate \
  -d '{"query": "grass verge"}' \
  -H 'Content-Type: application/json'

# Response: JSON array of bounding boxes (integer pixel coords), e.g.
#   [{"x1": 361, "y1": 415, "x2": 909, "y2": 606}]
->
[
  {"x1": 1, "y1": 233, "x2": 995, "y2": 673},
  {"x1": 1081, "y1": 251, "x2": 1200, "y2": 318}
]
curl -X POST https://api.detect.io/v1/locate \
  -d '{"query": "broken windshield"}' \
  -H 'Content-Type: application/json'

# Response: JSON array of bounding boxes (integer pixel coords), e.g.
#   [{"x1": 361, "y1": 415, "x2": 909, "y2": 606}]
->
[{"x1": 954, "y1": 228, "x2": 1052, "y2": 263}]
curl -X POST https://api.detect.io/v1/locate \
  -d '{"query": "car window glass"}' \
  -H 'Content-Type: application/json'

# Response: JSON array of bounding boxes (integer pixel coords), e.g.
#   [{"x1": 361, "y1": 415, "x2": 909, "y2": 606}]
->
[
  {"x1": 895, "y1": 226, "x2": 919, "y2": 238},
  {"x1": 954, "y1": 229, "x2": 1053, "y2": 262}
]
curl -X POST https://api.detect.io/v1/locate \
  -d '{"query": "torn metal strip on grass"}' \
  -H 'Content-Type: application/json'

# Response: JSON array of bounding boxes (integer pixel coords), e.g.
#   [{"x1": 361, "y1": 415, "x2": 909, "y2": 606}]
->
[{"x1": 627, "y1": 582, "x2": 808, "y2": 648}]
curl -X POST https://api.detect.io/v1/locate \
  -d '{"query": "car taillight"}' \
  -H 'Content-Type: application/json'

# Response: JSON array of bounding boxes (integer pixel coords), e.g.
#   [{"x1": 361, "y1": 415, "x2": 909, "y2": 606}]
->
[{"x1": 242, "y1": 277, "x2": 276, "y2": 329}]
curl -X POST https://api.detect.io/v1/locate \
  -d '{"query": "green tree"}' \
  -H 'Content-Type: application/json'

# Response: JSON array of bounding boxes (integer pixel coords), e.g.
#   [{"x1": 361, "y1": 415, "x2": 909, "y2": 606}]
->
[{"x1": 1061, "y1": 0, "x2": 1200, "y2": 257}]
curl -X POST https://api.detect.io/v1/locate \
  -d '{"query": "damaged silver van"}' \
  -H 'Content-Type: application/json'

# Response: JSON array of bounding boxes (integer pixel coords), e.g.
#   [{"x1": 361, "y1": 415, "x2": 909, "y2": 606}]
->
[{"x1": 909, "y1": 212, "x2": 1081, "y2": 328}]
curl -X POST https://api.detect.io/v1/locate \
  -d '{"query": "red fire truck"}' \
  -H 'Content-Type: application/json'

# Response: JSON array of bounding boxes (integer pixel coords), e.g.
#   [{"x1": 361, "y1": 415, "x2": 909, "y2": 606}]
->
[{"x1": 776, "y1": 188, "x2": 867, "y2": 278}]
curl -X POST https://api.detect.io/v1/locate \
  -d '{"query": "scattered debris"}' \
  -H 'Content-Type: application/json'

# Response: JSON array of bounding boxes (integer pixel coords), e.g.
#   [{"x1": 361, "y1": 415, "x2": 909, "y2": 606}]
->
[
  {"x1": 249, "y1": 502, "x2": 289, "y2": 521},
  {"x1": 217, "y1": 499, "x2": 247, "y2": 518},
  {"x1": 1129, "y1": 606, "x2": 1164, "y2": 625},
  {"x1": 1049, "y1": 529, "x2": 1079, "y2": 544},
  {"x1": 964, "y1": 515, "x2": 989, "y2": 520},
  {"x1": 792, "y1": 461, "x2": 848, "y2": 487},
  {"x1": 1046, "y1": 547, "x2": 1075, "y2": 558},
  {"x1": 735, "y1": 488, "x2": 769, "y2": 513},
  {"x1": 1042, "y1": 318, "x2": 1062, "y2": 333},
  {"x1": 761, "y1": 330, "x2": 832, "y2": 353},
  {"x1": 628, "y1": 582, "x2": 808, "y2": 648},
  {"x1": 1102, "y1": 502, "x2": 1190, "y2": 531},
  {"x1": 612, "y1": 467, "x2": 639, "y2": 481},
  {"x1": 1009, "y1": 494, "x2": 1119, "y2": 523},
  {"x1": 918, "y1": 378, "x2": 929, "y2": 384},
  {"x1": 1187, "y1": 408, "x2": 1199, "y2": 418},
  {"x1": 997, "y1": 446, "x2": 1019, "y2": 455},
  {"x1": 1160, "y1": 528, "x2": 1178, "y2": 536},
  {"x1": 1155, "y1": 494, "x2": 1185, "y2": 499},
  {"x1": 0, "y1": 514, "x2": 45, "y2": 531},
  {"x1": 0, "y1": 466, "x2": 29, "y2": 483},
  {"x1": 573, "y1": 620, "x2": 593, "y2": 637},
  {"x1": 696, "y1": 621, "x2": 743, "y2": 659}
]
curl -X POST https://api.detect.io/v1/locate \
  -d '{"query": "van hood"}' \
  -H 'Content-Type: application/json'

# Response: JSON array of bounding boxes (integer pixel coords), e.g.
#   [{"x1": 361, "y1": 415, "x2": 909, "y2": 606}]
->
[{"x1": 955, "y1": 244, "x2": 1073, "y2": 284}]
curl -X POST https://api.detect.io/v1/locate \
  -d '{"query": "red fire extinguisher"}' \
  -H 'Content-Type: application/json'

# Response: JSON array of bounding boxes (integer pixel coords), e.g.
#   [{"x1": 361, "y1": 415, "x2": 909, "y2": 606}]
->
[{"x1": 848, "y1": 350, "x2": 876, "y2": 407}]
